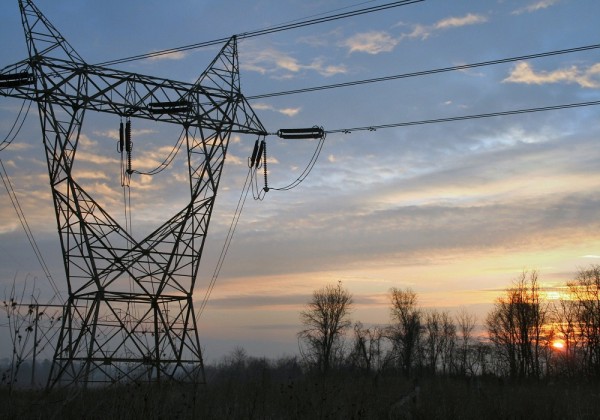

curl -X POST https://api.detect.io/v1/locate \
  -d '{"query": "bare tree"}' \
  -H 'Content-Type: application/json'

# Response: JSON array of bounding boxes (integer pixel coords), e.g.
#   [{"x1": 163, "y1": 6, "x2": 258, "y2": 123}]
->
[
  {"x1": 456, "y1": 307, "x2": 477, "y2": 376},
  {"x1": 486, "y1": 270, "x2": 548, "y2": 379},
  {"x1": 439, "y1": 311, "x2": 457, "y2": 375},
  {"x1": 298, "y1": 281, "x2": 353, "y2": 373},
  {"x1": 348, "y1": 322, "x2": 385, "y2": 374},
  {"x1": 423, "y1": 310, "x2": 443, "y2": 374},
  {"x1": 422, "y1": 310, "x2": 456, "y2": 375},
  {"x1": 568, "y1": 265, "x2": 600, "y2": 377},
  {"x1": 550, "y1": 295, "x2": 581, "y2": 376},
  {"x1": 388, "y1": 288, "x2": 421, "y2": 376},
  {"x1": 2, "y1": 275, "x2": 60, "y2": 390}
]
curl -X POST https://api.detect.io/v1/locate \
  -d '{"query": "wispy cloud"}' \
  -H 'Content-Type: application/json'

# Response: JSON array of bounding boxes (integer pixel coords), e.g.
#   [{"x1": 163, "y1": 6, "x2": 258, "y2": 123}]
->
[
  {"x1": 342, "y1": 31, "x2": 399, "y2": 55},
  {"x1": 342, "y1": 13, "x2": 488, "y2": 55},
  {"x1": 435, "y1": 13, "x2": 488, "y2": 30},
  {"x1": 512, "y1": 0, "x2": 560, "y2": 15},
  {"x1": 252, "y1": 103, "x2": 301, "y2": 117},
  {"x1": 241, "y1": 47, "x2": 346, "y2": 78},
  {"x1": 503, "y1": 62, "x2": 600, "y2": 88},
  {"x1": 403, "y1": 13, "x2": 488, "y2": 41},
  {"x1": 145, "y1": 51, "x2": 187, "y2": 61}
]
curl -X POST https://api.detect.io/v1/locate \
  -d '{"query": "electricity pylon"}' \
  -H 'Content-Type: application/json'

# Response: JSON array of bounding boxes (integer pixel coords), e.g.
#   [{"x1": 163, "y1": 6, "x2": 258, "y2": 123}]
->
[{"x1": 0, "y1": 0, "x2": 267, "y2": 387}]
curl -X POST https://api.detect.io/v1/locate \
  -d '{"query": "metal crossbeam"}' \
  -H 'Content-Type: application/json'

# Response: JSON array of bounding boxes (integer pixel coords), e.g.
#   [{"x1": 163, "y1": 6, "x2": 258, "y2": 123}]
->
[{"x1": 0, "y1": 0, "x2": 267, "y2": 387}]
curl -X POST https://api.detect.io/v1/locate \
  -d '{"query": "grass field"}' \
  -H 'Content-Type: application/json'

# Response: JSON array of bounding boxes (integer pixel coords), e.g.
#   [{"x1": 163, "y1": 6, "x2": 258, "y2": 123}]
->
[{"x1": 2, "y1": 373, "x2": 600, "y2": 419}]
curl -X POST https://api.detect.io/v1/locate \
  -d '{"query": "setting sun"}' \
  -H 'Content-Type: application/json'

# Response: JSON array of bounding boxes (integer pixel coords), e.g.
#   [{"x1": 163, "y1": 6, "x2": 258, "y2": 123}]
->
[{"x1": 552, "y1": 340, "x2": 565, "y2": 350}]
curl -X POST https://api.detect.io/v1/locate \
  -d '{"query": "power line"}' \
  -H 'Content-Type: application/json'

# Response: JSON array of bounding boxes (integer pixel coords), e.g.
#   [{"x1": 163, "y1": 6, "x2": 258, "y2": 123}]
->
[
  {"x1": 0, "y1": 159, "x2": 63, "y2": 300},
  {"x1": 97, "y1": 0, "x2": 423, "y2": 67},
  {"x1": 247, "y1": 43, "x2": 600, "y2": 100},
  {"x1": 197, "y1": 168, "x2": 254, "y2": 319},
  {"x1": 324, "y1": 100, "x2": 600, "y2": 135},
  {"x1": 0, "y1": 99, "x2": 32, "y2": 151}
]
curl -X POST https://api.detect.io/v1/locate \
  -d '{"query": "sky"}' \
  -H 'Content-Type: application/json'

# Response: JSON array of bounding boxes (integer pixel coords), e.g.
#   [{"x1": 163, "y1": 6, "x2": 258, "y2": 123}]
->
[{"x1": 0, "y1": 0, "x2": 599, "y2": 362}]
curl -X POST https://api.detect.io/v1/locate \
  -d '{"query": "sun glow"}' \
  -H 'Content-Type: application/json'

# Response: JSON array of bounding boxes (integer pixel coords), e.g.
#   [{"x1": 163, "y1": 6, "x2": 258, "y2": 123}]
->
[{"x1": 552, "y1": 340, "x2": 565, "y2": 350}]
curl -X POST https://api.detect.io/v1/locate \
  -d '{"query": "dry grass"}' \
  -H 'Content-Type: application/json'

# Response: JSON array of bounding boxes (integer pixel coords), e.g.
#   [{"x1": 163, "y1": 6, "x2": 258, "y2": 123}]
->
[{"x1": 1, "y1": 374, "x2": 600, "y2": 419}]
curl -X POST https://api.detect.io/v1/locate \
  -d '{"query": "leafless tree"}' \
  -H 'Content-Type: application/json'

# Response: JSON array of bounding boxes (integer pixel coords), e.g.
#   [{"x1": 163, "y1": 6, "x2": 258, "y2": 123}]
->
[
  {"x1": 456, "y1": 307, "x2": 477, "y2": 376},
  {"x1": 486, "y1": 270, "x2": 548, "y2": 379},
  {"x1": 439, "y1": 311, "x2": 457, "y2": 374},
  {"x1": 421, "y1": 310, "x2": 456, "y2": 375},
  {"x1": 348, "y1": 322, "x2": 385, "y2": 374},
  {"x1": 387, "y1": 288, "x2": 421, "y2": 376},
  {"x1": 2, "y1": 274, "x2": 60, "y2": 390},
  {"x1": 298, "y1": 281, "x2": 353, "y2": 373},
  {"x1": 550, "y1": 295, "x2": 581, "y2": 376},
  {"x1": 568, "y1": 265, "x2": 600, "y2": 376}
]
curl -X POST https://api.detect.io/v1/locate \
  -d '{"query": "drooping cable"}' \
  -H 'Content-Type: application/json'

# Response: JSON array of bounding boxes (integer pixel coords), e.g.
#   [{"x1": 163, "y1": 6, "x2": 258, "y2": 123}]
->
[
  {"x1": 96, "y1": 0, "x2": 423, "y2": 67},
  {"x1": 325, "y1": 100, "x2": 600, "y2": 135},
  {"x1": 197, "y1": 168, "x2": 254, "y2": 318},
  {"x1": 247, "y1": 44, "x2": 600, "y2": 100},
  {"x1": 0, "y1": 159, "x2": 62, "y2": 300},
  {"x1": 132, "y1": 128, "x2": 187, "y2": 176},
  {"x1": 270, "y1": 133, "x2": 326, "y2": 192},
  {"x1": 0, "y1": 99, "x2": 32, "y2": 152}
]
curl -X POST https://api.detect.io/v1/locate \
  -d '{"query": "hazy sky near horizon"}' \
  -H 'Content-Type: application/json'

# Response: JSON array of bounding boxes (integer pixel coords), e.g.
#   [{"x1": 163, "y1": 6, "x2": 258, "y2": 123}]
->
[{"x1": 0, "y1": 0, "x2": 599, "y2": 361}]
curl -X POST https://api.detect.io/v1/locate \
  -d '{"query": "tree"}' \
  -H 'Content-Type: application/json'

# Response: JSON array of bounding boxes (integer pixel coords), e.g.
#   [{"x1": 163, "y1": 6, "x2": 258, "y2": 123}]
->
[
  {"x1": 550, "y1": 295, "x2": 581, "y2": 376},
  {"x1": 486, "y1": 270, "x2": 548, "y2": 379},
  {"x1": 2, "y1": 275, "x2": 61, "y2": 391},
  {"x1": 456, "y1": 307, "x2": 477, "y2": 376},
  {"x1": 298, "y1": 281, "x2": 353, "y2": 373},
  {"x1": 347, "y1": 322, "x2": 385, "y2": 374},
  {"x1": 422, "y1": 309, "x2": 456, "y2": 375},
  {"x1": 387, "y1": 288, "x2": 421, "y2": 376},
  {"x1": 568, "y1": 265, "x2": 600, "y2": 376}
]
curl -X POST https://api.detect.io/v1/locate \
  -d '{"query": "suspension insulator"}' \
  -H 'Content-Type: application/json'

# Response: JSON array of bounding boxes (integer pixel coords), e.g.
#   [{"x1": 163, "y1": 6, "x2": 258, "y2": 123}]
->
[
  {"x1": 249, "y1": 139, "x2": 259, "y2": 168},
  {"x1": 118, "y1": 122, "x2": 124, "y2": 153},
  {"x1": 125, "y1": 120, "x2": 133, "y2": 174},
  {"x1": 255, "y1": 140, "x2": 265, "y2": 169},
  {"x1": 125, "y1": 120, "x2": 132, "y2": 152},
  {"x1": 277, "y1": 127, "x2": 324, "y2": 140},
  {"x1": 148, "y1": 100, "x2": 192, "y2": 114},
  {"x1": 0, "y1": 72, "x2": 34, "y2": 88},
  {"x1": 262, "y1": 140, "x2": 269, "y2": 192}
]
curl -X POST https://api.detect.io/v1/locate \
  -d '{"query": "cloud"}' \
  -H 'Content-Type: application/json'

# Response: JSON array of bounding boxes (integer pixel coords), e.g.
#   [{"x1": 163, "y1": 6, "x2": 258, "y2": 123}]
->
[
  {"x1": 75, "y1": 151, "x2": 120, "y2": 165},
  {"x1": 342, "y1": 31, "x2": 399, "y2": 55},
  {"x1": 512, "y1": 0, "x2": 560, "y2": 15},
  {"x1": 145, "y1": 50, "x2": 187, "y2": 62},
  {"x1": 2, "y1": 142, "x2": 32, "y2": 152},
  {"x1": 74, "y1": 170, "x2": 109, "y2": 180},
  {"x1": 241, "y1": 47, "x2": 346, "y2": 78},
  {"x1": 403, "y1": 13, "x2": 488, "y2": 40},
  {"x1": 434, "y1": 13, "x2": 488, "y2": 30},
  {"x1": 252, "y1": 103, "x2": 301, "y2": 117},
  {"x1": 503, "y1": 62, "x2": 600, "y2": 88}
]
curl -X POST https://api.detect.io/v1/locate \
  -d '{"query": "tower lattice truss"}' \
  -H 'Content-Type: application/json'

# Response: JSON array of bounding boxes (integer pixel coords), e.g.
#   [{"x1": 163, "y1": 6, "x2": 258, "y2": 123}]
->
[{"x1": 0, "y1": 0, "x2": 267, "y2": 387}]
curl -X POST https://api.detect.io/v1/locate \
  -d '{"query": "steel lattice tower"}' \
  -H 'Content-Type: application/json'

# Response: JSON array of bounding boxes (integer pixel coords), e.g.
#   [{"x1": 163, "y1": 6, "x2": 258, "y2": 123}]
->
[{"x1": 0, "y1": 0, "x2": 267, "y2": 387}]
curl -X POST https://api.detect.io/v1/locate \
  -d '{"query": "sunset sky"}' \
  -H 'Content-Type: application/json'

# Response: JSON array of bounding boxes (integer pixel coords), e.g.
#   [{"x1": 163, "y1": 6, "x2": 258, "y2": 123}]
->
[{"x1": 0, "y1": 0, "x2": 599, "y2": 362}]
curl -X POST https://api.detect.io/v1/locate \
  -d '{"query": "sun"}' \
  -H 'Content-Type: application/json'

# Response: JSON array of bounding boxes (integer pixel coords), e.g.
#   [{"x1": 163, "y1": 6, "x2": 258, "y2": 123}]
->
[{"x1": 552, "y1": 340, "x2": 565, "y2": 350}]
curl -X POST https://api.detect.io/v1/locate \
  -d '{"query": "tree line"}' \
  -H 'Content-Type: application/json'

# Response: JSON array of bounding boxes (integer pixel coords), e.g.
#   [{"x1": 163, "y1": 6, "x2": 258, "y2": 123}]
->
[{"x1": 298, "y1": 265, "x2": 600, "y2": 380}]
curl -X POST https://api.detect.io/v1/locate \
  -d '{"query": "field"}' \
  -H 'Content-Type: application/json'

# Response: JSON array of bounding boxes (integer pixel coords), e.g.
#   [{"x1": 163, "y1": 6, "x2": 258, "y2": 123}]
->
[{"x1": 2, "y1": 372, "x2": 600, "y2": 419}]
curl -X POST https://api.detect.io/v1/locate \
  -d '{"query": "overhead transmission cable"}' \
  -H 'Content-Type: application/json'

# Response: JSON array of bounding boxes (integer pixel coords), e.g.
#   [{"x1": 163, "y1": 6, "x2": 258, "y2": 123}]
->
[
  {"x1": 197, "y1": 167, "x2": 254, "y2": 318},
  {"x1": 96, "y1": 0, "x2": 423, "y2": 67},
  {"x1": 0, "y1": 99, "x2": 32, "y2": 151},
  {"x1": 0, "y1": 159, "x2": 63, "y2": 301},
  {"x1": 324, "y1": 100, "x2": 600, "y2": 135},
  {"x1": 247, "y1": 43, "x2": 600, "y2": 100},
  {"x1": 270, "y1": 133, "x2": 326, "y2": 192},
  {"x1": 132, "y1": 128, "x2": 187, "y2": 176}
]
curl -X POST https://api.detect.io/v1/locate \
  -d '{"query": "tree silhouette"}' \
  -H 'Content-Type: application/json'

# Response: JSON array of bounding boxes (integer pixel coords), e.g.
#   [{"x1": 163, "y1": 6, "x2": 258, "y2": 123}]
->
[
  {"x1": 298, "y1": 281, "x2": 353, "y2": 373},
  {"x1": 388, "y1": 287, "x2": 421, "y2": 376}
]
